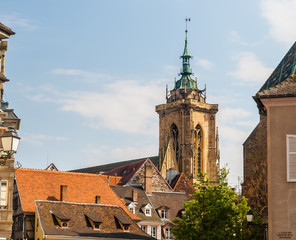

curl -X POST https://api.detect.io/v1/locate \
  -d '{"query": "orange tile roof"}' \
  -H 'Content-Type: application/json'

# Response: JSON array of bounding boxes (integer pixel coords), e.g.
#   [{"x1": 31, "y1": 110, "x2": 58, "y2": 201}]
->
[
  {"x1": 15, "y1": 168, "x2": 140, "y2": 220},
  {"x1": 100, "y1": 175, "x2": 122, "y2": 186}
]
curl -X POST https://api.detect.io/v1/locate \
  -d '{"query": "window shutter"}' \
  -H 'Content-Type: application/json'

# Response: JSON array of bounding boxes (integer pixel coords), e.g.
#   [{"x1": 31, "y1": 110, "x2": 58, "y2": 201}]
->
[{"x1": 287, "y1": 135, "x2": 296, "y2": 182}]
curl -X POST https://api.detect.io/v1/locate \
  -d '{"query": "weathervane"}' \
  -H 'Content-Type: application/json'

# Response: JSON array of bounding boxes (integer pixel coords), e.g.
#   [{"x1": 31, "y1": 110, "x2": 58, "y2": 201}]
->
[{"x1": 185, "y1": 18, "x2": 191, "y2": 34}]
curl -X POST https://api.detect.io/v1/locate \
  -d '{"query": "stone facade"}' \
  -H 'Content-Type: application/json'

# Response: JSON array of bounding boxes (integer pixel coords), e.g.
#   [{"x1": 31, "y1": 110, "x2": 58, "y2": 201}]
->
[{"x1": 242, "y1": 114, "x2": 268, "y2": 222}]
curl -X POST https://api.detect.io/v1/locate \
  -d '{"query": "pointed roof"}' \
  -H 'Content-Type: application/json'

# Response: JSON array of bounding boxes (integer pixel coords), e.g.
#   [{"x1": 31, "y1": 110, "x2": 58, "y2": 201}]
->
[
  {"x1": 15, "y1": 168, "x2": 140, "y2": 220},
  {"x1": 175, "y1": 29, "x2": 198, "y2": 90},
  {"x1": 258, "y1": 41, "x2": 296, "y2": 93},
  {"x1": 103, "y1": 159, "x2": 146, "y2": 185}
]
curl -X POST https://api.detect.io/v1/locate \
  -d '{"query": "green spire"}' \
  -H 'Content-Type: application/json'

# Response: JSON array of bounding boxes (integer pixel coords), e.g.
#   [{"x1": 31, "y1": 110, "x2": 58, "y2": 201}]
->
[{"x1": 175, "y1": 18, "x2": 198, "y2": 90}]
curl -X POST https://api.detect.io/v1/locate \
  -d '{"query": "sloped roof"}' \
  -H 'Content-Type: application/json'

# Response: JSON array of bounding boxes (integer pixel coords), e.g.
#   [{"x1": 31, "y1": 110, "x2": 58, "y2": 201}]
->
[
  {"x1": 71, "y1": 156, "x2": 159, "y2": 174},
  {"x1": 170, "y1": 173, "x2": 195, "y2": 199},
  {"x1": 259, "y1": 42, "x2": 296, "y2": 92},
  {"x1": 103, "y1": 159, "x2": 146, "y2": 185},
  {"x1": 15, "y1": 168, "x2": 140, "y2": 220},
  {"x1": 256, "y1": 75, "x2": 296, "y2": 99},
  {"x1": 149, "y1": 191, "x2": 188, "y2": 223},
  {"x1": 111, "y1": 185, "x2": 161, "y2": 223},
  {"x1": 36, "y1": 201, "x2": 153, "y2": 239},
  {"x1": 101, "y1": 175, "x2": 122, "y2": 186}
]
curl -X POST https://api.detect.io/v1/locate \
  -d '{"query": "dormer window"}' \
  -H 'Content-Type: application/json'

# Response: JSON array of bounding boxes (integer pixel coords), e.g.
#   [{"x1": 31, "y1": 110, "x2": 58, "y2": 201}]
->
[
  {"x1": 85, "y1": 213, "x2": 102, "y2": 230},
  {"x1": 145, "y1": 208, "x2": 151, "y2": 216},
  {"x1": 114, "y1": 214, "x2": 131, "y2": 232},
  {"x1": 50, "y1": 210, "x2": 70, "y2": 228},
  {"x1": 156, "y1": 205, "x2": 170, "y2": 219},
  {"x1": 142, "y1": 204, "x2": 152, "y2": 217},
  {"x1": 127, "y1": 202, "x2": 136, "y2": 214},
  {"x1": 161, "y1": 210, "x2": 168, "y2": 219}
]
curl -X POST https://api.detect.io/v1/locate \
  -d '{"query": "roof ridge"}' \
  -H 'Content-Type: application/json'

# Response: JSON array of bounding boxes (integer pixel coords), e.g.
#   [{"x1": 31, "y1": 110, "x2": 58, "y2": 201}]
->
[
  {"x1": 16, "y1": 167, "x2": 103, "y2": 178},
  {"x1": 35, "y1": 200, "x2": 120, "y2": 208}
]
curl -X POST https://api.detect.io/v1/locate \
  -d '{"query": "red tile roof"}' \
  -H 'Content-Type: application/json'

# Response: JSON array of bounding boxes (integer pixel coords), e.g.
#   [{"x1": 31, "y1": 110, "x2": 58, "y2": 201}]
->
[
  {"x1": 15, "y1": 168, "x2": 140, "y2": 220},
  {"x1": 100, "y1": 175, "x2": 122, "y2": 186}
]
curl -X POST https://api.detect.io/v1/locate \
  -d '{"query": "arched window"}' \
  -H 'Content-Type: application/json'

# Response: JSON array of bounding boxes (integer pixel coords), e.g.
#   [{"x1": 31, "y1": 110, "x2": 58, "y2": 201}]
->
[
  {"x1": 170, "y1": 123, "x2": 179, "y2": 163},
  {"x1": 195, "y1": 125, "x2": 203, "y2": 174}
]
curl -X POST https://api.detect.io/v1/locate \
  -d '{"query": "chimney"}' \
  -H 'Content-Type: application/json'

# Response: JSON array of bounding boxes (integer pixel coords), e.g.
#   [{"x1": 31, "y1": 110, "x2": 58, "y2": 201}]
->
[
  {"x1": 132, "y1": 190, "x2": 138, "y2": 202},
  {"x1": 60, "y1": 185, "x2": 68, "y2": 201},
  {"x1": 95, "y1": 195, "x2": 101, "y2": 204},
  {"x1": 144, "y1": 164, "x2": 152, "y2": 194}
]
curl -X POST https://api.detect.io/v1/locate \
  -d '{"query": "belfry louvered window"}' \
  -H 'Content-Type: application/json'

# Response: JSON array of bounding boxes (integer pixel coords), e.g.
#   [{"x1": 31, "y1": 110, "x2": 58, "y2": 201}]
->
[{"x1": 287, "y1": 135, "x2": 296, "y2": 182}]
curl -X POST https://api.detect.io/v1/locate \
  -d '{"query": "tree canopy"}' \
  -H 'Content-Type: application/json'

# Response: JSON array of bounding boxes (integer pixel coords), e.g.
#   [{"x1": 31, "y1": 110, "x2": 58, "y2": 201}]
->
[{"x1": 172, "y1": 168, "x2": 260, "y2": 240}]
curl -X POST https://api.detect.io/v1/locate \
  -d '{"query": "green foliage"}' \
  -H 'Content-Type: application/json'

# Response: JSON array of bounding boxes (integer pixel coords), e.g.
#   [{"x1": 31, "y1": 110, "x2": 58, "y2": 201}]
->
[{"x1": 172, "y1": 168, "x2": 262, "y2": 240}]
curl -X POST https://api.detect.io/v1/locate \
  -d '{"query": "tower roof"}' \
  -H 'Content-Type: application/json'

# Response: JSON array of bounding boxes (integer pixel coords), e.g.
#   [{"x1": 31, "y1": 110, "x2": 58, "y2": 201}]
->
[
  {"x1": 175, "y1": 21, "x2": 198, "y2": 91},
  {"x1": 258, "y1": 41, "x2": 296, "y2": 93}
]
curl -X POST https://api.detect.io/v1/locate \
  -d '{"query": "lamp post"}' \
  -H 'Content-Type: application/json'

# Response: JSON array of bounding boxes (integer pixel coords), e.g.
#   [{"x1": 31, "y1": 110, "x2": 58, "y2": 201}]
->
[{"x1": 0, "y1": 126, "x2": 20, "y2": 165}]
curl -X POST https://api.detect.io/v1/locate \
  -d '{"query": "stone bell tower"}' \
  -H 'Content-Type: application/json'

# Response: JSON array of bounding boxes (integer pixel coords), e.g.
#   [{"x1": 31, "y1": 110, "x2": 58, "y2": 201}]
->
[{"x1": 156, "y1": 21, "x2": 219, "y2": 182}]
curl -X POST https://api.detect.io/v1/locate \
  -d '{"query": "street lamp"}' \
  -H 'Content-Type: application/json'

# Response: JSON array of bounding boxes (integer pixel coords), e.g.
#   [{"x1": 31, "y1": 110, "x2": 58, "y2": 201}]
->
[
  {"x1": 246, "y1": 209, "x2": 253, "y2": 223},
  {"x1": 1, "y1": 126, "x2": 20, "y2": 156}
]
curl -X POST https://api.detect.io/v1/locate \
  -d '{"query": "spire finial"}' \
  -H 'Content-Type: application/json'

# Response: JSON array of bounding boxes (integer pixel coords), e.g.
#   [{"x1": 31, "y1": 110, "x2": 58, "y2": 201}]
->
[{"x1": 185, "y1": 18, "x2": 190, "y2": 39}]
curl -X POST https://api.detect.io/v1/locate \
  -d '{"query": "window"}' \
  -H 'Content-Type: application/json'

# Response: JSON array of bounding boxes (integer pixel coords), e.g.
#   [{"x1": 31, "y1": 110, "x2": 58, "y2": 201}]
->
[
  {"x1": 141, "y1": 225, "x2": 146, "y2": 233},
  {"x1": 287, "y1": 135, "x2": 296, "y2": 182},
  {"x1": 151, "y1": 226, "x2": 156, "y2": 237},
  {"x1": 165, "y1": 228, "x2": 173, "y2": 240},
  {"x1": 145, "y1": 208, "x2": 151, "y2": 216},
  {"x1": 161, "y1": 210, "x2": 168, "y2": 219},
  {"x1": 129, "y1": 206, "x2": 135, "y2": 214},
  {"x1": 0, "y1": 180, "x2": 8, "y2": 208}
]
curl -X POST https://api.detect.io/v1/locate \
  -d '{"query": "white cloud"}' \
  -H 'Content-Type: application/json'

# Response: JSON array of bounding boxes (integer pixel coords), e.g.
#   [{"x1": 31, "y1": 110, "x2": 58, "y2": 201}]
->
[
  {"x1": 195, "y1": 58, "x2": 213, "y2": 70},
  {"x1": 52, "y1": 68, "x2": 109, "y2": 80},
  {"x1": 22, "y1": 133, "x2": 69, "y2": 146},
  {"x1": 28, "y1": 76, "x2": 164, "y2": 135},
  {"x1": 0, "y1": 13, "x2": 37, "y2": 31},
  {"x1": 228, "y1": 52, "x2": 273, "y2": 85},
  {"x1": 260, "y1": 0, "x2": 296, "y2": 45}
]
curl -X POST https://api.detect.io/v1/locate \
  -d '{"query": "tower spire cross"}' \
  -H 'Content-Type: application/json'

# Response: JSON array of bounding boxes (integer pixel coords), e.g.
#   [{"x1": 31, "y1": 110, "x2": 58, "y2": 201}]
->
[{"x1": 185, "y1": 18, "x2": 191, "y2": 35}]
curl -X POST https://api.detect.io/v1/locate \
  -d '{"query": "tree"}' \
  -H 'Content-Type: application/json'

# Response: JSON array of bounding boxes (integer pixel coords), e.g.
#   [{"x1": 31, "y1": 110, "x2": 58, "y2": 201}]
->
[{"x1": 172, "y1": 168, "x2": 261, "y2": 240}]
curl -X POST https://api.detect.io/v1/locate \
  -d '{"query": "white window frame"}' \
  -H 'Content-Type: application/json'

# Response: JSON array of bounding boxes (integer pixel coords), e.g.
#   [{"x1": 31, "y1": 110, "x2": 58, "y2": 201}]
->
[
  {"x1": 287, "y1": 135, "x2": 296, "y2": 182},
  {"x1": 145, "y1": 208, "x2": 151, "y2": 216},
  {"x1": 143, "y1": 204, "x2": 152, "y2": 216},
  {"x1": 165, "y1": 228, "x2": 173, "y2": 240},
  {"x1": 141, "y1": 225, "x2": 146, "y2": 233},
  {"x1": 151, "y1": 226, "x2": 156, "y2": 237},
  {"x1": 0, "y1": 180, "x2": 8, "y2": 208},
  {"x1": 161, "y1": 210, "x2": 168, "y2": 219}
]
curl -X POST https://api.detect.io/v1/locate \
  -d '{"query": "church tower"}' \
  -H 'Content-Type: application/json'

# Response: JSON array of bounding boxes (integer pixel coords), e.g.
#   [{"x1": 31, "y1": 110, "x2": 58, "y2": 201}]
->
[{"x1": 156, "y1": 20, "x2": 219, "y2": 182}]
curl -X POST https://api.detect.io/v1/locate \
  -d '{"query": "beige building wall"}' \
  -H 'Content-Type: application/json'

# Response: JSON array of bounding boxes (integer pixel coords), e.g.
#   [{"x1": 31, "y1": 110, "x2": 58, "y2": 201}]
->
[{"x1": 262, "y1": 97, "x2": 296, "y2": 240}]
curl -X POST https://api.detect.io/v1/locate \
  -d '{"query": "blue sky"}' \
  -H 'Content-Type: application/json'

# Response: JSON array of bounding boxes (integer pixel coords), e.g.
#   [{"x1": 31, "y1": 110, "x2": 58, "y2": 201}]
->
[{"x1": 1, "y1": 0, "x2": 296, "y2": 187}]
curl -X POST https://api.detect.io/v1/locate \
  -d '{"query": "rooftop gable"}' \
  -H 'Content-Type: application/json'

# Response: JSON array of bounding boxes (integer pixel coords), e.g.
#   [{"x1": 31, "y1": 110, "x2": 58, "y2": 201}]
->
[{"x1": 15, "y1": 168, "x2": 140, "y2": 220}]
